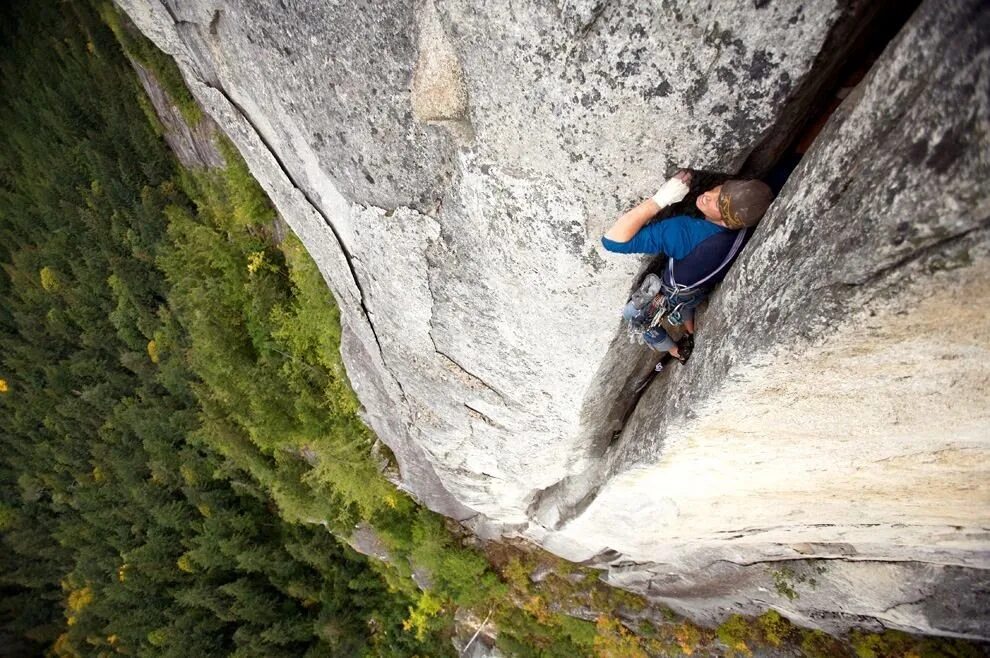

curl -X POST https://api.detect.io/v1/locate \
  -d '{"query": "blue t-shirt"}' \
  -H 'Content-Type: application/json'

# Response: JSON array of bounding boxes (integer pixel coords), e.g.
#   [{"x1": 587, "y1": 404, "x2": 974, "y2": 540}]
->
[{"x1": 600, "y1": 215, "x2": 726, "y2": 259}]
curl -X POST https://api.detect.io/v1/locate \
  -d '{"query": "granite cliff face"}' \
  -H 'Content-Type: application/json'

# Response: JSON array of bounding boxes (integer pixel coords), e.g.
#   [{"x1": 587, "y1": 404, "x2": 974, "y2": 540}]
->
[{"x1": 115, "y1": 0, "x2": 990, "y2": 639}]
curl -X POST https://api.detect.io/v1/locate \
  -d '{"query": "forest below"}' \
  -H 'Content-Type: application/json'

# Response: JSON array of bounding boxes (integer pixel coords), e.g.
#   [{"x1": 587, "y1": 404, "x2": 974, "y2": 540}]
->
[{"x1": 0, "y1": 2, "x2": 984, "y2": 657}]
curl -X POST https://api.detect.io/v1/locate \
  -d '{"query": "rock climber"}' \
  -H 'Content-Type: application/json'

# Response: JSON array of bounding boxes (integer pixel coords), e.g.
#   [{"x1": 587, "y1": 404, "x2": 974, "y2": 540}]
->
[{"x1": 602, "y1": 171, "x2": 773, "y2": 365}]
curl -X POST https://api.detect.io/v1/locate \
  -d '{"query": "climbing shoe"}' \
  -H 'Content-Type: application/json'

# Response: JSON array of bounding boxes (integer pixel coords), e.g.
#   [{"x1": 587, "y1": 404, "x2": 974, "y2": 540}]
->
[{"x1": 673, "y1": 333, "x2": 694, "y2": 365}]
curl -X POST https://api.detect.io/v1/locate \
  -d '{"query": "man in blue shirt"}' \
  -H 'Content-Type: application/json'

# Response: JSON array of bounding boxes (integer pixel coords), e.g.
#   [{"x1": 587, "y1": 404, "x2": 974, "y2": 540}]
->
[{"x1": 602, "y1": 171, "x2": 773, "y2": 362}]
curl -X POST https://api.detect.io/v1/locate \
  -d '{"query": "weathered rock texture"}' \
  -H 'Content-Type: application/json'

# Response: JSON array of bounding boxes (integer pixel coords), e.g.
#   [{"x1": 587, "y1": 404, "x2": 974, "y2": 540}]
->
[
  {"x1": 116, "y1": 0, "x2": 990, "y2": 639},
  {"x1": 129, "y1": 58, "x2": 224, "y2": 169}
]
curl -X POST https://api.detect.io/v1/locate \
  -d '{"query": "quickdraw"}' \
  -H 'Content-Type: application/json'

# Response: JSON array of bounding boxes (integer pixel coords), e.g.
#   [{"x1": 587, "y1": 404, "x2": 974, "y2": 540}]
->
[{"x1": 645, "y1": 291, "x2": 693, "y2": 330}]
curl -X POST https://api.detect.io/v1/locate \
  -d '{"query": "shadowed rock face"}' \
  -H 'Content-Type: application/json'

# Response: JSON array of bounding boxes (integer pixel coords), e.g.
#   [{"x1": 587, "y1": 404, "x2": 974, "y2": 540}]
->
[
  {"x1": 115, "y1": 0, "x2": 989, "y2": 638},
  {"x1": 129, "y1": 57, "x2": 225, "y2": 169}
]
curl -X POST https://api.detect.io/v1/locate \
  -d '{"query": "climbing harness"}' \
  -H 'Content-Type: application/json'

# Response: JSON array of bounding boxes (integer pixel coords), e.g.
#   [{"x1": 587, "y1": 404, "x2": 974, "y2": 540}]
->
[
  {"x1": 626, "y1": 228, "x2": 749, "y2": 339},
  {"x1": 662, "y1": 227, "x2": 748, "y2": 296}
]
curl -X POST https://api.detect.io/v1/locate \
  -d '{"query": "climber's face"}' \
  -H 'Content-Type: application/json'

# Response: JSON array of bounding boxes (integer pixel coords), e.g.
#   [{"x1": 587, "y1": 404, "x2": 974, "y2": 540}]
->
[{"x1": 696, "y1": 185, "x2": 724, "y2": 223}]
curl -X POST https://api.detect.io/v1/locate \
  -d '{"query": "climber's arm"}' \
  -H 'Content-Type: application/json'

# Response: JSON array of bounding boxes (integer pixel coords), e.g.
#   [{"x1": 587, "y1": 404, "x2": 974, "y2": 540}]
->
[
  {"x1": 604, "y1": 199, "x2": 660, "y2": 243},
  {"x1": 603, "y1": 170, "x2": 692, "y2": 244}
]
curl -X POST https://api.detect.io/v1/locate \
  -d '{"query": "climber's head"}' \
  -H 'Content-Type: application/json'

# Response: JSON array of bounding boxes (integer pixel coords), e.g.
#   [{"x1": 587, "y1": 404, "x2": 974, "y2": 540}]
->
[
  {"x1": 695, "y1": 185, "x2": 724, "y2": 222},
  {"x1": 699, "y1": 179, "x2": 773, "y2": 229}
]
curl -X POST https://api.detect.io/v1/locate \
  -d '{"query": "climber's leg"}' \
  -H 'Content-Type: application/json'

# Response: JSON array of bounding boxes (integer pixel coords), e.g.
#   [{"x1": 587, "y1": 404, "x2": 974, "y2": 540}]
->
[
  {"x1": 681, "y1": 306, "x2": 695, "y2": 334},
  {"x1": 643, "y1": 326, "x2": 675, "y2": 353}
]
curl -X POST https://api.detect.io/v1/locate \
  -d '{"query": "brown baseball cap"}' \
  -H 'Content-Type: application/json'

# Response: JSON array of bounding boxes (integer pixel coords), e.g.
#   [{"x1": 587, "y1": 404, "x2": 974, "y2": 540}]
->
[{"x1": 717, "y1": 180, "x2": 774, "y2": 229}]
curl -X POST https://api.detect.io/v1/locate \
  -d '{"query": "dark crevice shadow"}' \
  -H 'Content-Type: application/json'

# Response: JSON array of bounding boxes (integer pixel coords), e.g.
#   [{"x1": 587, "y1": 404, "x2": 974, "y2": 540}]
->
[
  {"x1": 740, "y1": 0, "x2": 924, "y2": 178},
  {"x1": 529, "y1": 0, "x2": 925, "y2": 533}
]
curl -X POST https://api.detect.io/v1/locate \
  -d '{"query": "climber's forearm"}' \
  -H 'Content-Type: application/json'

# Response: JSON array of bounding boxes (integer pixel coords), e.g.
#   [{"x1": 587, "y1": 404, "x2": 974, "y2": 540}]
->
[
  {"x1": 604, "y1": 173, "x2": 691, "y2": 243},
  {"x1": 604, "y1": 199, "x2": 660, "y2": 242}
]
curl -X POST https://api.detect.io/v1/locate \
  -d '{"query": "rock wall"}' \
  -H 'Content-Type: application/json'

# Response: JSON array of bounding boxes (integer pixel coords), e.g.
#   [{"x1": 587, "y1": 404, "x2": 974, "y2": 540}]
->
[
  {"x1": 129, "y1": 57, "x2": 225, "y2": 169},
  {"x1": 115, "y1": 0, "x2": 990, "y2": 638},
  {"x1": 533, "y1": 0, "x2": 990, "y2": 638}
]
